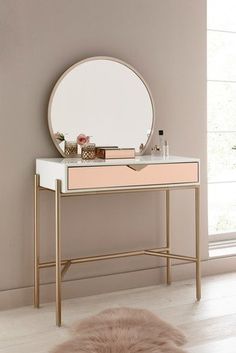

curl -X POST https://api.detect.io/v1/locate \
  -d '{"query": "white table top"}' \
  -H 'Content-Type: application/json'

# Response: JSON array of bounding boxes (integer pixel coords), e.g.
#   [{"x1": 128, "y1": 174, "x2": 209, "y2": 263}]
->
[{"x1": 36, "y1": 155, "x2": 200, "y2": 167}]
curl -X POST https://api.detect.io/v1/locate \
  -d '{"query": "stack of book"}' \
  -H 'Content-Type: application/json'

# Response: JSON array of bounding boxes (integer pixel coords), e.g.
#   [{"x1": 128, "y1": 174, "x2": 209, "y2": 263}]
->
[{"x1": 96, "y1": 146, "x2": 135, "y2": 159}]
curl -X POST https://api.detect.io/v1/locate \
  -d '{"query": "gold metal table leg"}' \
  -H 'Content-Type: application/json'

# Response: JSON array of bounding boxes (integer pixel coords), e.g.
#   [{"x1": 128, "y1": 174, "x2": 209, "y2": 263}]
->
[
  {"x1": 55, "y1": 179, "x2": 62, "y2": 326},
  {"x1": 166, "y1": 190, "x2": 171, "y2": 285},
  {"x1": 34, "y1": 174, "x2": 40, "y2": 308},
  {"x1": 195, "y1": 186, "x2": 201, "y2": 301},
  {"x1": 36, "y1": 181, "x2": 201, "y2": 326}
]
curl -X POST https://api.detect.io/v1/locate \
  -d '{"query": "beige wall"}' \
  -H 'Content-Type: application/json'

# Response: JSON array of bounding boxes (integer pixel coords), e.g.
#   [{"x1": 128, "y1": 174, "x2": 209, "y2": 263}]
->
[{"x1": 0, "y1": 0, "x2": 207, "y2": 302}]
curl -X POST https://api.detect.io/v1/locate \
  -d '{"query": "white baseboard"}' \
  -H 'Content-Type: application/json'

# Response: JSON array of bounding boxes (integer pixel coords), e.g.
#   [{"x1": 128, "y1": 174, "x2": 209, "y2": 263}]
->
[{"x1": 1, "y1": 255, "x2": 236, "y2": 311}]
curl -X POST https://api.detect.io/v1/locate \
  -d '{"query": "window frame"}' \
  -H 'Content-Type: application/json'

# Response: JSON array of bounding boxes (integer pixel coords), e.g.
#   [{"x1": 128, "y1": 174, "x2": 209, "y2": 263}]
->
[{"x1": 207, "y1": 25, "x2": 236, "y2": 240}]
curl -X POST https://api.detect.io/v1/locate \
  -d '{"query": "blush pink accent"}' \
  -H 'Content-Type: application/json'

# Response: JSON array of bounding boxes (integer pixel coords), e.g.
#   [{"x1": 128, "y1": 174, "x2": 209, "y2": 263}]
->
[
  {"x1": 51, "y1": 307, "x2": 187, "y2": 353},
  {"x1": 68, "y1": 162, "x2": 198, "y2": 190}
]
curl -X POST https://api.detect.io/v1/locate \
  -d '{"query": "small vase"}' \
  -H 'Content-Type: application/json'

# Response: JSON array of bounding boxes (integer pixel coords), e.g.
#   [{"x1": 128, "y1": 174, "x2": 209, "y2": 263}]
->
[
  {"x1": 64, "y1": 141, "x2": 77, "y2": 157},
  {"x1": 81, "y1": 143, "x2": 96, "y2": 160}
]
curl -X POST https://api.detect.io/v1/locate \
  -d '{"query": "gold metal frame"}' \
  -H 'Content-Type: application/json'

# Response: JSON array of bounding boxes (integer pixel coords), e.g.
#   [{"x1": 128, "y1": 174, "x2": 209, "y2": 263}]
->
[{"x1": 34, "y1": 174, "x2": 201, "y2": 327}]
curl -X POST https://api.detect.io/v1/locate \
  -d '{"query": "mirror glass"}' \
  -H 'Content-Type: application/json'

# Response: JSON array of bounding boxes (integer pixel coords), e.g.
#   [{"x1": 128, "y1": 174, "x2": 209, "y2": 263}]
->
[{"x1": 48, "y1": 57, "x2": 155, "y2": 157}]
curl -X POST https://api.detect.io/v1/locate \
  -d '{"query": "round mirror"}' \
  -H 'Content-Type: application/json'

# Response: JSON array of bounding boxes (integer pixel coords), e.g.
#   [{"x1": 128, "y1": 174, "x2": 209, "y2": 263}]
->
[{"x1": 48, "y1": 57, "x2": 155, "y2": 157}]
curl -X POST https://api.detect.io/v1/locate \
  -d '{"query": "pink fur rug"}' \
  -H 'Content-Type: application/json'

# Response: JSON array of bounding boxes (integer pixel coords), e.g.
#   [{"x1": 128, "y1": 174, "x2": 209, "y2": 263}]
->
[{"x1": 52, "y1": 307, "x2": 188, "y2": 353}]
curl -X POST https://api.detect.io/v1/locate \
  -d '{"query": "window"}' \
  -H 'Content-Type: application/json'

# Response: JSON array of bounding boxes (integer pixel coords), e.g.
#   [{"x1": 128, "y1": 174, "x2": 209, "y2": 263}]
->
[{"x1": 208, "y1": 0, "x2": 236, "y2": 240}]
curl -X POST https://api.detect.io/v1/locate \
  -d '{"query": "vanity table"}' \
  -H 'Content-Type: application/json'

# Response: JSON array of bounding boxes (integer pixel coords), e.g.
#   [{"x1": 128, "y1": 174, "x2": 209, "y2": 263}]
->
[{"x1": 34, "y1": 56, "x2": 201, "y2": 326}]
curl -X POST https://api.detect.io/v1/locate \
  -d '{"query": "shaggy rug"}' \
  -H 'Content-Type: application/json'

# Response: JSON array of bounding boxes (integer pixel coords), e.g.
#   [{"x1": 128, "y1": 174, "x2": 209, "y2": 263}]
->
[{"x1": 52, "y1": 307, "x2": 188, "y2": 353}]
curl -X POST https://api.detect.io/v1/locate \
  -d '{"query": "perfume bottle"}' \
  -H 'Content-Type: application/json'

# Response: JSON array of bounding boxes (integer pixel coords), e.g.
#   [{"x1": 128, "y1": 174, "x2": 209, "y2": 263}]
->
[
  {"x1": 151, "y1": 145, "x2": 160, "y2": 156},
  {"x1": 158, "y1": 130, "x2": 164, "y2": 154},
  {"x1": 163, "y1": 140, "x2": 169, "y2": 158}
]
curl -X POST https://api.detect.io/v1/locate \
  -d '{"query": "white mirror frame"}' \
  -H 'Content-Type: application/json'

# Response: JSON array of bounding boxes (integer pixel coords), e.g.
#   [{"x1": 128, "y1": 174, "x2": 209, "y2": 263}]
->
[{"x1": 48, "y1": 56, "x2": 155, "y2": 157}]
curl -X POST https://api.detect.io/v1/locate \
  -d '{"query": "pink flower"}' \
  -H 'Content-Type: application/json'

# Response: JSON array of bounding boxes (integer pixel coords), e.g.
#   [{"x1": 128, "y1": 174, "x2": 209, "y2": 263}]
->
[{"x1": 77, "y1": 134, "x2": 89, "y2": 146}]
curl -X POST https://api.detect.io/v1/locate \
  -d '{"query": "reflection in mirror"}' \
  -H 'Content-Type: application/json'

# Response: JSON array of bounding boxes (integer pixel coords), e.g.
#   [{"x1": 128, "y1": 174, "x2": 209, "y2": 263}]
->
[{"x1": 48, "y1": 57, "x2": 155, "y2": 157}]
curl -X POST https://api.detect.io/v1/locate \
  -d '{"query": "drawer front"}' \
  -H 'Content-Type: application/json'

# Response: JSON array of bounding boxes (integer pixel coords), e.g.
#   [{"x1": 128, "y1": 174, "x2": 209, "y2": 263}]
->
[{"x1": 67, "y1": 162, "x2": 199, "y2": 190}]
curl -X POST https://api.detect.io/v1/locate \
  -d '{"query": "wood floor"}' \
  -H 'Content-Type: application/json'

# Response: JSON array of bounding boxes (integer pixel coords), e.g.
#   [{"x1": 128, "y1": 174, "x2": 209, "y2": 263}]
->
[{"x1": 1, "y1": 272, "x2": 236, "y2": 352}]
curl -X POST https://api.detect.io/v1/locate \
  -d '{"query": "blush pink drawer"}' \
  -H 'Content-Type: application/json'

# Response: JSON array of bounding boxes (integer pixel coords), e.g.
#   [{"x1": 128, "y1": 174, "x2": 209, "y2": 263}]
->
[{"x1": 67, "y1": 162, "x2": 199, "y2": 190}]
